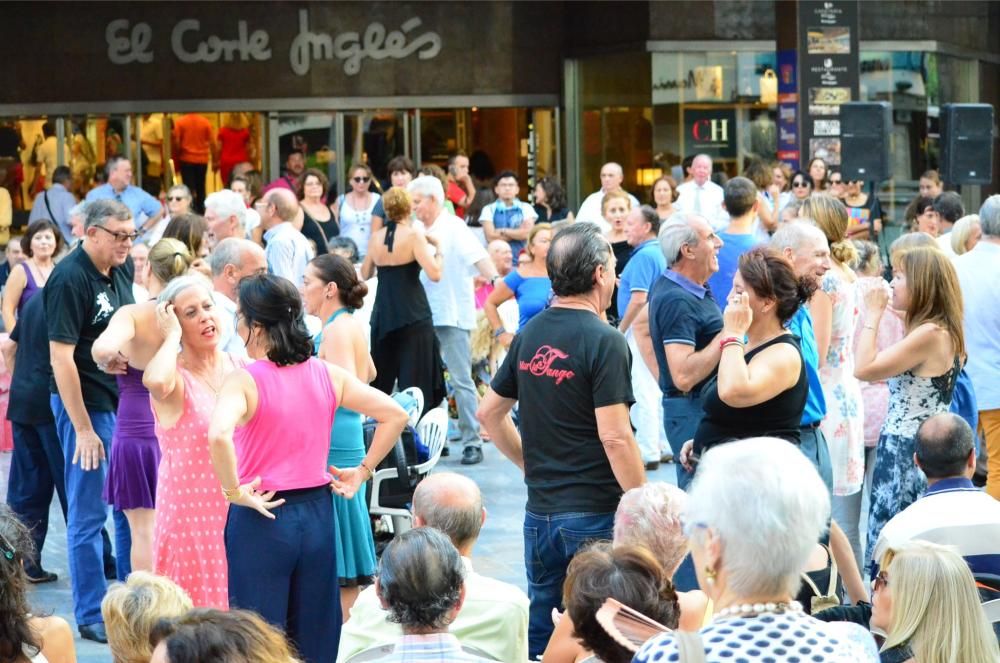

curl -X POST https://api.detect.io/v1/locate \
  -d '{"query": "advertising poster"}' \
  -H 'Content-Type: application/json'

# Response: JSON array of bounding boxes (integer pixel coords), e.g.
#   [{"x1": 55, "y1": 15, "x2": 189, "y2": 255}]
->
[{"x1": 776, "y1": 49, "x2": 800, "y2": 168}]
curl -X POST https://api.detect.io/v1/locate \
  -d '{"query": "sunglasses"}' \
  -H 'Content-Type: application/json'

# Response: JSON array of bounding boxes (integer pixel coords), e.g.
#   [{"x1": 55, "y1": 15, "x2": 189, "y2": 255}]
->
[
  {"x1": 93, "y1": 225, "x2": 141, "y2": 242},
  {"x1": 167, "y1": 195, "x2": 187, "y2": 201},
  {"x1": 873, "y1": 571, "x2": 890, "y2": 592},
  {"x1": 352, "y1": 176, "x2": 371, "y2": 184},
  {"x1": 792, "y1": 181, "x2": 809, "y2": 187},
  {"x1": 829, "y1": 179, "x2": 843, "y2": 185}
]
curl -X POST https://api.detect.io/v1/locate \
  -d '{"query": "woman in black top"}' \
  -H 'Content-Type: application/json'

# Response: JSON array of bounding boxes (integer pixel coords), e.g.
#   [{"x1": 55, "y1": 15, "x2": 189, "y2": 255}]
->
[
  {"x1": 681, "y1": 247, "x2": 816, "y2": 466},
  {"x1": 532, "y1": 176, "x2": 572, "y2": 223}
]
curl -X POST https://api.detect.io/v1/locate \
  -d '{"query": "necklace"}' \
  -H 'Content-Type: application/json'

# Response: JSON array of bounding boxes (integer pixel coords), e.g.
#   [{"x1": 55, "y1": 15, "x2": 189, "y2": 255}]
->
[
  {"x1": 188, "y1": 356, "x2": 226, "y2": 397},
  {"x1": 713, "y1": 600, "x2": 803, "y2": 621}
]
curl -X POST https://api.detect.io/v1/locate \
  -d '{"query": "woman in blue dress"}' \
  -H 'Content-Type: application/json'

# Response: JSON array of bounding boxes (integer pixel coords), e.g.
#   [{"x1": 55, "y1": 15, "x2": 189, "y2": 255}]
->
[
  {"x1": 300, "y1": 253, "x2": 377, "y2": 618},
  {"x1": 483, "y1": 223, "x2": 552, "y2": 347}
]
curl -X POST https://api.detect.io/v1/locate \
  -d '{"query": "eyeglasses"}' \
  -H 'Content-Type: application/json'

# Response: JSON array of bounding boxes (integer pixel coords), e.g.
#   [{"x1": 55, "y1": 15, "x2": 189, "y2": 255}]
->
[
  {"x1": 93, "y1": 225, "x2": 141, "y2": 243},
  {"x1": 167, "y1": 195, "x2": 187, "y2": 201},
  {"x1": 352, "y1": 176, "x2": 371, "y2": 184},
  {"x1": 792, "y1": 181, "x2": 809, "y2": 188},
  {"x1": 873, "y1": 571, "x2": 890, "y2": 592},
  {"x1": 829, "y1": 179, "x2": 843, "y2": 185}
]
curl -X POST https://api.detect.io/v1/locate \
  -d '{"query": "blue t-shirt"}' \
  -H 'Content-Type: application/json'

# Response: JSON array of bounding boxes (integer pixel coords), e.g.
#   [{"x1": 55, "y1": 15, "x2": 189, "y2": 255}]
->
[
  {"x1": 787, "y1": 306, "x2": 827, "y2": 425},
  {"x1": 707, "y1": 231, "x2": 759, "y2": 309},
  {"x1": 617, "y1": 239, "x2": 666, "y2": 318},
  {"x1": 85, "y1": 184, "x2": 162, "y2": 223},
  {"x1": 648, "y1": 271, "x2": 724, "y2": 397},
  {"x1": 503, "y1": 270, "x2": 552, "y2": 331}
]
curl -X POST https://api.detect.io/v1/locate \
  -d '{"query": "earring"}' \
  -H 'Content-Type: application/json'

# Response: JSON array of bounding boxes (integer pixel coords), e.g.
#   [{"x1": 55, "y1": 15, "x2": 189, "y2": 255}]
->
[{"x1": 704, "y1": 567, "x2": 717, "y2": 584}]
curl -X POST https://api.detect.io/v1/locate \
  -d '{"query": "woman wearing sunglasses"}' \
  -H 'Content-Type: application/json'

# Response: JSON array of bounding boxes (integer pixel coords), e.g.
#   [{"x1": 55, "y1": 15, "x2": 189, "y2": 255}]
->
[
  {"x1": 333, "y1": 163, "x2": 381, "y2": 261},
  {"x1": 871, "y1": 540, "x2": 998, "y2": 663},
  {"x1": 791, "y1": 171, "x2": 813, "y2": 201}
]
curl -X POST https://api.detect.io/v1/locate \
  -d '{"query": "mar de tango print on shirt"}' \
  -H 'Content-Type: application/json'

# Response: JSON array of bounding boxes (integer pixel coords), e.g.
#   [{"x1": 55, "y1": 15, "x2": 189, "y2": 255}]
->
[{"x1": 520, "y1": 345, "x2": 575, "y2": 384}]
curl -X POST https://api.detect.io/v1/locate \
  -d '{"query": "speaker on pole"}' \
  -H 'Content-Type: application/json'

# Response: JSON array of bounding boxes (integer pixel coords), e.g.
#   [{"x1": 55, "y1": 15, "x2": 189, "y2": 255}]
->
[
  {"x1": 940, "y1": 103, "x2": 994, "y2": 185},
  {"x1": 840, "y1": 102, "x2": 891, "y2": 184}
]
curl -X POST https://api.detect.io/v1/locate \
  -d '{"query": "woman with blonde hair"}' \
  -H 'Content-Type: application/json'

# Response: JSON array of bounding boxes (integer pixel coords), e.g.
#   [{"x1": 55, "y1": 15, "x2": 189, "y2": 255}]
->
[
  {"x1": 872, "y1": 540, "x2": 999, "y2": 663},
  {"x1": 950, "y1": 214, "x2": 982, "y2": 255},
  {"x1": 92, "y1": 238, "x2": 194, "y2": 573},
  {"x1": 484, "y1": 223, "x2": 552, "y2": 345},
  {"x1": 800, "y1": 195, "x2": 865, "y2": 570},
  {"x1": 856, "y1": 247, "x2": 965, "y2": 570},
  {"x1": 601, "y1": 190, "x2": 632, "y2": 324},
  {"x1": 101, "y1": 571, "x2": 192, "y2": 663}
]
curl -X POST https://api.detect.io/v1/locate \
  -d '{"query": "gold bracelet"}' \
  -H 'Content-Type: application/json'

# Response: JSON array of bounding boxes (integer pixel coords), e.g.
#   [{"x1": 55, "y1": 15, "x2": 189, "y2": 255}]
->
[
  {"x1": 360, "y1": 461, "x2": 374, "y2": 478},
  {"x1": 222, "y1": 485, "x2": 244, "y2": 502}
]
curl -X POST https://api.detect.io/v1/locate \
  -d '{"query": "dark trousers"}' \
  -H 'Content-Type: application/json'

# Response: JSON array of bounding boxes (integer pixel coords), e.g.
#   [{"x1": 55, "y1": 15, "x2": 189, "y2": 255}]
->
[
  {"x1": 225, "y1": 486, "x2": 340, "y2": 663},
  {"x1": 178, "y1": 161, "x2": 208, "y2": 213},
  {"x1": 7, "y1": 421, "x2": 68, "y2": 574}
]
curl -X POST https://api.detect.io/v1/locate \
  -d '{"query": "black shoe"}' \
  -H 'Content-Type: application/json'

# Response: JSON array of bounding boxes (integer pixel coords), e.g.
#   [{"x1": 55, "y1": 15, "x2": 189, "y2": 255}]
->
[
  {"x1": 79, "y1": 623, "x2": 108, "y2": 644},
  {"x1": 441, "y1": 444, "x2": 450, "y2": 458},
  {"x1": 644, "y1": 460, "x2": 661, "y2": 471},
  {"x1": 461, "y1": 446, "x2": 483, "y2": 465},
  {"x1": 25, "y1": 568, "x2": 58, "y2": 584}
]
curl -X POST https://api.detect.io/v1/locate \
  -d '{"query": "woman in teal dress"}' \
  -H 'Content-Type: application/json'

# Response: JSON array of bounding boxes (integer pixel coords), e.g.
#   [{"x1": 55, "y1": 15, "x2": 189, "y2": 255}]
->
[{"x1": 301, "y1": 253, "x2": 378, "y2": 618}]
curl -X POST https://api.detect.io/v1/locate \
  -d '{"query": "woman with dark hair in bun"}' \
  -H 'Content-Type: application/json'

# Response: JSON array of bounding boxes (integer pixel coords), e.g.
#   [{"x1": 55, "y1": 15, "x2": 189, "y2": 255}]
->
[
  {"x1": 208, "y1": 274, "x2": 407, "y2": 663},
  {"x1": 301, "y1": 253, "x2": 377, "y2": 617},
  {"x1": 681, "y1": 247, "x2": 816, "y2": 468}
]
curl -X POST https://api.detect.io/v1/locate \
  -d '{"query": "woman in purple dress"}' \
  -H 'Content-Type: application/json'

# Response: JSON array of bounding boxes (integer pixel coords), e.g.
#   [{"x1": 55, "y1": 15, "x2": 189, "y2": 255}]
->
[{"x1": 92, "y1": 238, "x2": 192, "y2": 572}]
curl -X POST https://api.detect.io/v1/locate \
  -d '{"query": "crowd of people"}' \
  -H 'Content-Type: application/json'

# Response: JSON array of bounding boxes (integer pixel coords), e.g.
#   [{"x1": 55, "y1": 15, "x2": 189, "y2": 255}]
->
[{"x1": 0, "y1": 148, "x2": 998, "y2": 663}]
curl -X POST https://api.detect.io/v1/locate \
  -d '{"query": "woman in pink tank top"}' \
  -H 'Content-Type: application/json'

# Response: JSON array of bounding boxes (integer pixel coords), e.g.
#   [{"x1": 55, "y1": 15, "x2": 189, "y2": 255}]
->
[{"x1": 207, "y1": 274, "x2": 407, "y2": 663}]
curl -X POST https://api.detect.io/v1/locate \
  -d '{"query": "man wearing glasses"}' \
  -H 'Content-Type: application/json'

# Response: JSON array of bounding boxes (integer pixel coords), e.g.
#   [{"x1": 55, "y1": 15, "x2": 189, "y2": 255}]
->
[
  {"x1": 44, "y1": 199, "x2": 137, "y2": 644},
  {"x1": 85, "y1": 155, "x2": 163, "y2": 236}
]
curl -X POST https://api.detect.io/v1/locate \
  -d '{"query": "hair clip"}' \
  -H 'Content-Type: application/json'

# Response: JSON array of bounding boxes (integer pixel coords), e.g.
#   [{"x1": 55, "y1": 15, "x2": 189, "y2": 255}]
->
[{"x1": 0, "y1": 532, "x2": 16, "y2": 561}]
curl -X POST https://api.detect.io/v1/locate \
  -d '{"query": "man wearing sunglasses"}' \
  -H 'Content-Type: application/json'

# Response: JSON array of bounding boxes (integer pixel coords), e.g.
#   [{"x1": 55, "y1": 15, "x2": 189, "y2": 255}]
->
[
  {"x1": 44, "y1": 198, "x2": 137, "y2": 643},
  {"x1": 85, "y1": 155, "x2": 163, "y2": 236}
]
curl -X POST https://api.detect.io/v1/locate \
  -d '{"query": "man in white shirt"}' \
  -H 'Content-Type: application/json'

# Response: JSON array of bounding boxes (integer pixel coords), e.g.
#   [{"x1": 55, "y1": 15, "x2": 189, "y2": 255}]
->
[
  {"x1": 337, "y1": 473, "x2": 529, "y2": 663},
  {"x1": 408, "y1": 176, "x2": 498, "y2": 465},
  {"x1": 259, "y1": 188, "x2": 313, "y2": 287},
  {"x1": 576, "y1": 162, "x2": 640, "y2": 229},
  {"x1": 674, "y1": 154, "x2": 727, "y2": 229},
  {"x1": 210, "y1": 238, "x2": 267, "y2": 357}
]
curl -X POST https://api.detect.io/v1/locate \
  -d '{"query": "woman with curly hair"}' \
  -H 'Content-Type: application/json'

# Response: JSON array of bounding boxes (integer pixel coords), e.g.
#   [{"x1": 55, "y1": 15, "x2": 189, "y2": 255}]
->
[{"x1": 533, "y1": 176, "x2": 572, "y2": 223}]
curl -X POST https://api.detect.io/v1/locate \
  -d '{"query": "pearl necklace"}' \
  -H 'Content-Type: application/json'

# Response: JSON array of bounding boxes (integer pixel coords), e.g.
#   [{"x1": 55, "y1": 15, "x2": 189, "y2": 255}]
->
[{"x1": 713, "y1": 601, "x2": 804, "y2": 620}]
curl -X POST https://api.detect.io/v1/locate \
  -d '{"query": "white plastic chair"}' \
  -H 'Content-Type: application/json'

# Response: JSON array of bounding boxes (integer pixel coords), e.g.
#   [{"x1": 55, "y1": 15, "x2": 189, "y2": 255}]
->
[
  {"x1": 368, "y1": 406, "x2": 449, "y2": 535},
  {"x1": 398, "y1": 386, "x2": 424, "y2": 428}
]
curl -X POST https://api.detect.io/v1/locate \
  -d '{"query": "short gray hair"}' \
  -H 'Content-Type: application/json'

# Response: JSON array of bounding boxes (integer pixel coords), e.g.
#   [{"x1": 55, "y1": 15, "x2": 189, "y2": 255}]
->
[
  {"x1": 979, "y1": 194, "x2": 1000, "y2": 237},
  {"x1": 770, "y1": 220, "x2": 825, "y2": 253},
  {"x1": 157, "y1": 273, "x2": 213, "y2": 306},
  {"x1": 685, "y1": 438, "x2": 830, "y2": 598},
  {"x1": 205, "y1": 189, "x2": 247, "y2": 229},
  {"x1": 407, "y1": 175, "x2": 445, "y2": 205},
  {"x1": 105, "y1": 155, "x2": 129, "y2": 178},
  {"x1": 69, "y1": 201, "x2": 88, "y2": 220},
  {"x1": 85, "y1": 199, "x2": 131, "y2": 229},
  {"x1": 614, "y1": 482, "x2": 688, "y2": 575},
  {"x1": 168, "y1": 184, "x2": 192, "y2": 200},
  {"x1": 658, "y1": 213, "x2": 702, "y2": 267},
  {"x1": 377, "y1": 528, "x2": 465, "y2": 632},
  {"x1": 210, "y1": 238, "x2": 259, "y2": 277},
  {"x1": 412, "y1": 473, "x2": 483, "y2": 549}
]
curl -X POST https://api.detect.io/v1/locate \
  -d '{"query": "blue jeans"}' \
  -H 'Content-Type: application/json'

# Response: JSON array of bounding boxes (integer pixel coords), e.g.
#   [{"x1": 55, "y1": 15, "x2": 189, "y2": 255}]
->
[
  {"x1": 50, "y1": 395, "x2": 118, "y2": 626},
  {"x1": 523, "y1": 510, "x2": 615, "y2": 659},
  {"x1": 799, "y1": 425, "x2": 834, "y2": 495},
  {"x1": 662, "y1": 395, "x2": 703, "y2": 490}
]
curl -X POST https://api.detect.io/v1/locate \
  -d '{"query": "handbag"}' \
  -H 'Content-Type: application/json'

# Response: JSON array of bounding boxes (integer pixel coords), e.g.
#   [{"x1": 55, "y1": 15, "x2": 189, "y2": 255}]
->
[
  {"x1": 675, "y1": 630, "x2": 707, "y2": 663},
  {"x1": 800, "y1": 544, "x2": 841, "y2": 613}
]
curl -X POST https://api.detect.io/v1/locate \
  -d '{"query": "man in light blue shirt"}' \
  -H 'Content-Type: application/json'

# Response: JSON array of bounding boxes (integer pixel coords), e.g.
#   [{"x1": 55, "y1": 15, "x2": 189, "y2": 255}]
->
[
  {"x1": 259, "y1": 188, "x2": 314, "y2": 287},
  {"x1": 29, "y1": 166, "x2": 76, "y2": 243},
  {"x1": 85, "y1": 156, "x2": 162, "y2": 234},
  {"x1": 771, "y1": 221, "x2": 833, "y2": 492}
]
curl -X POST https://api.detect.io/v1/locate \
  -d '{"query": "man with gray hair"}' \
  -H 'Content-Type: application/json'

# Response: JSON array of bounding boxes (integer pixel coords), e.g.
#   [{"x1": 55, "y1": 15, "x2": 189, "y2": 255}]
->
[
  {"x1": 408, "y1": 175, "x2": 497, "y2": 465},
  {"x1": 954, "y1": 194, "x2": 1000, "y2": 500},
  {"x1": 770, "y1": 221, "x2": 833, "y2": 491},
  {"x1": 372, "y1": 528, "x2": 494, "y2": 662},
  {"x1": 204, "y1": 189, "x2": 247, "y2": 249},
  {"x1": 85, "y1": 155, "x2": 163, "y2": 235},
  {"x1": 210, "y1": 238, "x2": 267, "y2": 357},
  {"x1": 259, "y1": 188, "x2": 313, "y2": 287},
  {"x1": 338, "y1": 473, "x2": 529, "y2": 662},
  {"x1": 636, "y1": 213, "x2": 724, "y2": 489},
  {"x1": 44, "y1": 198, "x2": 138, "y2": 643},
  {"x1": 575, "y1": 162, "x2": 640, "y2": 229},
  {"x1": 478, "y1": 222, "x2": 643, "y2": 658}
]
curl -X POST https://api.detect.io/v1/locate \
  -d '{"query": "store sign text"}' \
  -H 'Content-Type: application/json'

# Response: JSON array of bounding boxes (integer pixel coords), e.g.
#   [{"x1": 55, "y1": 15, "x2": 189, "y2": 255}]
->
[{"x1": 105, "y1": 10, "x2": 442, "y2": 76}]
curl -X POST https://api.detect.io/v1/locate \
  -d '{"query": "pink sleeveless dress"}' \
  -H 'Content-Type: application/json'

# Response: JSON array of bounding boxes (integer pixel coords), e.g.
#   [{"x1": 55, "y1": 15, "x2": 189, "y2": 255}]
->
[{"x1": 152, "y1": 354, "x2": 246, "y2": 608}]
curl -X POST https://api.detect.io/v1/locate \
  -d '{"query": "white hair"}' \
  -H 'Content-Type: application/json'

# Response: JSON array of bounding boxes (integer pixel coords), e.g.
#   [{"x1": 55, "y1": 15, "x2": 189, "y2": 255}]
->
[
  {"x1": 658, "y1": 213, "x2": 703, "y2": 267},
  {"x1": 978, "y1": 194, "x2": 1000, "y2": 237},
  {"x1": 770, "y1": 219, "x2": 826, "y2": 254},
  {"x1": 614, "y1": 482, "x2": 689, "y2": 575},
  {"x1": 685, "y1": 437, "x2": 830, "y2": 598},
  {"x1": 407, "y1": 175, "x2": 444, "y2": 205},
  {"x1": 157, "y1": 273, "x2": 213, "y2": 305},
  {"x1": 209, "y1": 238, "x2": 261, "y2": 277},
  {"x1": 204, "y1": 189, "x2": 247, "y2": 229}
]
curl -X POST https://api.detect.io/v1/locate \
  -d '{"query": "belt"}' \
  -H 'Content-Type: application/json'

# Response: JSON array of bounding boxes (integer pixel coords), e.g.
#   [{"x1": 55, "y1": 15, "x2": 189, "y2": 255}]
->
[{"x1": 801, "y1": 421, "x2": 822, "y2": 430}]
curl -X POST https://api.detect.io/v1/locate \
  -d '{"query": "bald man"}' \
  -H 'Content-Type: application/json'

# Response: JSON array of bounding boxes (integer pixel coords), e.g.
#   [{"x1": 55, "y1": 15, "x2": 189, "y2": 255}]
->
[
  {"x1": 337, "y1": 473, "x2": 529, "y2": 663},
  {"x1": 675, "y1": 154, "x2": 727, "y2": 229},
  {"x1": 576, "y1": 162, "x2": 640, "y2": 229},
  {"x1": 259, "y1": 188, "x2": 313, "y2": 287}
]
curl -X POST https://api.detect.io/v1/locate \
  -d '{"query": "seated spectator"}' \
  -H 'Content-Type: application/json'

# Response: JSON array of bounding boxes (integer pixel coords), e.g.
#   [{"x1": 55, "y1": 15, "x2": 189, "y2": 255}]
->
[
  {"x1": 102, "y1": 571, "x2": 193, "y2": 663},
  {"x1": 635, "y1": 438, "x2": 879, "y2": 662},
  {"x1": 373, "y1": 527, "x2": 493, "y2": 662},
  {"x1": 338, "y1": 473, "x2": 529, "y2": 662},
  {"x1": 870, "y1": 413, "x2": 1000, "y2": 580},
  {"x1": 545, "y1": 542, "x2": 679, "y2": 663},
  {"x1": 0, "y1": 505, "x2": 76, "y2": 663},
  {"x1": 872, "y1": 540, "x2": 999, "y2": 663},
  {"x1": 150, "y1": 608, "x2": 299, "y2": 663}
]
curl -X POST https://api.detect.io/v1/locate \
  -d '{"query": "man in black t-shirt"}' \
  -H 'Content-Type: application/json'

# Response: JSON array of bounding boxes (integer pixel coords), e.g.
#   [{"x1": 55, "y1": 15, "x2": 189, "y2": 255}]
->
[
  {"x1": 45, "y1": 198, "x2": 135, "y2": 643},
  {"x1": 478, "y1": 223, "x2": 644, "y2": 659}
]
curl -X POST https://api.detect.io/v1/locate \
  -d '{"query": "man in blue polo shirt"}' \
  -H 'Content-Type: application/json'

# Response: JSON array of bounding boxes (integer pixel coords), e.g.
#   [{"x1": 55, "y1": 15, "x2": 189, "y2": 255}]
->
[
  {"x1": 771, "y1": 221, "x2": 834, "y2": 491},
  {"x1": 645, "y1": 213, "x2": 724, "y2": 489},
  {"x1": 85, "y1": 155, "x2": 163, "y2": 235},
  {"x1": 619, "y1": 205, "x2": 668, "y2": 469},
  {"x1": 479, "y1": 171, "x2": 537, "y2": 258}
]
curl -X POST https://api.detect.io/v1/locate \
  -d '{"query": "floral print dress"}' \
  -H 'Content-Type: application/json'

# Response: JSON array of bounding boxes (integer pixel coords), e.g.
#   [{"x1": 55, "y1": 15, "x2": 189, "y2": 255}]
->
[{"x1": 818, "y1": 271, "x2": 865, "y2": 496}]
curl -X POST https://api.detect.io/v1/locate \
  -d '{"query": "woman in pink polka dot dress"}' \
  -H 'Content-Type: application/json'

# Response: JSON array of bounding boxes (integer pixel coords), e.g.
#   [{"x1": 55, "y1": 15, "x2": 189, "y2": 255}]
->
[{"x1": 143, "y1": 274, "x2": 246, "y2": 608}]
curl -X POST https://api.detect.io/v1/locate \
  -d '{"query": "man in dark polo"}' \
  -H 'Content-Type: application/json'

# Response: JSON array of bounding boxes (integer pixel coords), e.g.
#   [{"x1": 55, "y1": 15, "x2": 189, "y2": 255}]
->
[
  {"x1": 45, "y1": 198, "x2": 136, "y2": 643},
  {"x1": 477, "y1": 223, "x2": 644, "y2": 659}
]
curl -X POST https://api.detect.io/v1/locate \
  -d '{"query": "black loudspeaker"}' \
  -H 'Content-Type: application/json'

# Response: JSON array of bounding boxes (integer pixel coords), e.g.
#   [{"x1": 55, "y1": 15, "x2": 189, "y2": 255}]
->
[
  {"x1": 941, "y1": 104, "x2": 994, "y2": 185},
  {"x1": 840, "y1": 102, "x2": 892, "y2": 183}
]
